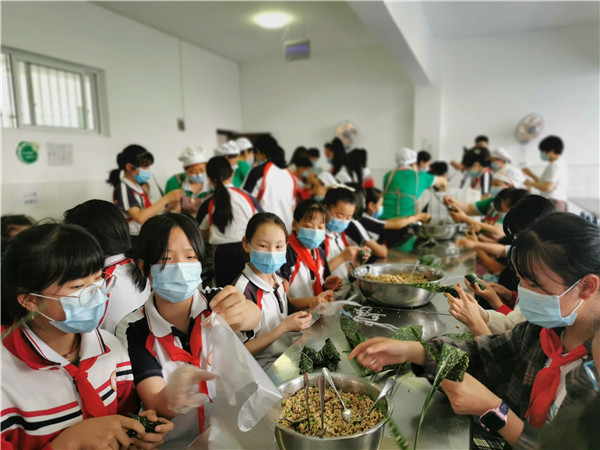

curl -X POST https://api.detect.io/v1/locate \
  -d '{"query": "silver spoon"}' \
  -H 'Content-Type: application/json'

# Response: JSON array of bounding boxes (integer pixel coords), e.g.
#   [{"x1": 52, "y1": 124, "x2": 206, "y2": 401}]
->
[
  {"x1": 364, "y1": 377, "x2": 396, "y2": 418},
  {"x1": 317, "y1": 375, "x2": 328, "y2": 438},
  {"x1": 410, "y1": 260, "x2": 419, "y2": 277},
  {"x1": 304, "y1": 373, "x2": 310, "y2": 423},
  {"x1": 279, "y1": 416, "x2": 308, "y2": 426},
  {"x1": 322, "y1": 367, "x2": 352, "y2": 422}
]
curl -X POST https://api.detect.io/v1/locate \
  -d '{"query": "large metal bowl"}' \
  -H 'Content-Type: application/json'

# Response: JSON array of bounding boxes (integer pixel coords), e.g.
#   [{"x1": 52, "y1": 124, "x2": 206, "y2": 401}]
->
[
  {"x1": 352, "y1": 263, "x2": 447, "y2": 308},
  {"x1": 416, "y1": 221, "x2": 461, "y2": 240},
  {"x1": 274, "y1": 373, "x2": 390, "y2": 450}
]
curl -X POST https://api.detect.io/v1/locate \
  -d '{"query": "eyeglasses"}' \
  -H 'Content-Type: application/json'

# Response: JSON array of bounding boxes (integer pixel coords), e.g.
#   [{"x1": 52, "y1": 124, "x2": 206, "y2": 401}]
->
[{"x1": 30, "y1": 273, "x2": 118, "y2": 306}]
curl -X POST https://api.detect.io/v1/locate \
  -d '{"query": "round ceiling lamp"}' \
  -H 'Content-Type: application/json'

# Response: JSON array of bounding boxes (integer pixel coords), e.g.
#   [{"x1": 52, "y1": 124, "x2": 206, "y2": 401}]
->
[{"x1": 252, "y1": 12, "x2": 292, "y2": 29}]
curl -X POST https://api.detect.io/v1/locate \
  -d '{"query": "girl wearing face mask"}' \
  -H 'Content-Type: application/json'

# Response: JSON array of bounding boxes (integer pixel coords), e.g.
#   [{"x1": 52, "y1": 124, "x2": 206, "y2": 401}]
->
[
  {"x1": 108, "y1": 144, "x2": 183, "y2": 239},
  {"x1": 322, "y1": 187, "x2": 370, "y2": 282},
  {"x1": 197, "y1": 156, "x2": 262, "y2": 287},
  {"x1": 235, "y1": 213, "x2": 312, "y2": 369},
  {"x1": 350, "y1": 213, "x2": 600, "y2": 448},
  {"x1": 164, "y1": 146, "x2": 210, "y2": 216},
  {"x1": 116, "y1": 213, "x2": 261, "y2": 448},
  {"x1": 1, "y1": 224, "x2": 174, "y2": 449},
  {"x1": 279, "y1": 200, "x2": 341, "y2": 310},
  {"x1": 461, "y1": 147, "x2": 493, "y2": 199}
]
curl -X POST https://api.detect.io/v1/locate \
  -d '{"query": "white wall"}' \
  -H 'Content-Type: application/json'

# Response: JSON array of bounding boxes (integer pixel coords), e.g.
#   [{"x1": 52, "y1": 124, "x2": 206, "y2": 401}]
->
[
  {"x1": 438, "y1": 24, "x2": 600, "y2": 199},
  {"x1": 240, "y1": 46, "x2": 414, "y2": 186},
  {"x1": 1, "y1": 2, "x2": 242, "y2": 220}
]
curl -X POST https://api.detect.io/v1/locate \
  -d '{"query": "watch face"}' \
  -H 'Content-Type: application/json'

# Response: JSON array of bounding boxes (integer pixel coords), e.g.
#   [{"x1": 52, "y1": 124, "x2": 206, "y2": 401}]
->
[{"x1": 481, "y1": 412, "x2": 506, "y2": 431}]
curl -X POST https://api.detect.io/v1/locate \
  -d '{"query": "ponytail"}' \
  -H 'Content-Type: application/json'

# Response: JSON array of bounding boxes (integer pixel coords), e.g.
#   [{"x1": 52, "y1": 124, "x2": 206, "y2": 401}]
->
[
  {"x1": 107, "y1": 144, "x2": 154, "y2": 187},
  {"x1": 206, "y1": 157, "x2": 234, "y2": 233}
]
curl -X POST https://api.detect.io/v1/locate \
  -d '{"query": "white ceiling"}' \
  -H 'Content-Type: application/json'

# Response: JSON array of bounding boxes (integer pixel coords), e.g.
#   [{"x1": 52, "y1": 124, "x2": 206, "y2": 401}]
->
[
  {"x1": 94, "y1": 1, "x2": 380, "y2": 62},
  {"x1": 95, "y1": 1, "x2": 600, "y2": 62},
  {"x1": 421, "y1": 1, "x2": 599, "y2": 40}
]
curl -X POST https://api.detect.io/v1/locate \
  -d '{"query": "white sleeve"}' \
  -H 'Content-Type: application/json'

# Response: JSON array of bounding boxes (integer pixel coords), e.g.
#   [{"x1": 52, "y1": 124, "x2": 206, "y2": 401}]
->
[
  {"x1": 486, "y1": 305, "x2": 526, "y2": 334},
  {"x1": 541, "y1": 162, "x2": 559, "y2": 183}
]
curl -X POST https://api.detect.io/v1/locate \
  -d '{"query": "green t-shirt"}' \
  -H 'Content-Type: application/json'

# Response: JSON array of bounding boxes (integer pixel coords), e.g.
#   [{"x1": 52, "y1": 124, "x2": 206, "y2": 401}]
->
[
  {"x1": 474, "y1": 197, "x2": 504, "y2": 225},
  {"x1": 165, "y1": 173, "x2": 185, "y2": 193},
  {"x1": 233, "y1": 160, "x2": 251, "y2": 188},
  {"x1": 381, "y1": 169, "x2": 435, "y2": 220}
]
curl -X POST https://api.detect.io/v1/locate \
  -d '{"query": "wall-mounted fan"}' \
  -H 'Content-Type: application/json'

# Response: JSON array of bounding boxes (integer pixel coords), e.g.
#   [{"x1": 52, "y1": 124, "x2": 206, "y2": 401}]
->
[
  {"x1": 335, "y1": 120, "x2": 359, "y2": 149},
  {"x1": 515, "y1": 113, "x2": 544, "y2": 144}
]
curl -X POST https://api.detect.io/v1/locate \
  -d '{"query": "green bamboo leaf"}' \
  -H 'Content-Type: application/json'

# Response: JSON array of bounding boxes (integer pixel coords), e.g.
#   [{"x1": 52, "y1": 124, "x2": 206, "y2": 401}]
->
[
  {"x1": 387, "y1": 416, "x2": 410, "y2": 450},
  {"x1": 413, "y1": 344, "x2": 469, "y2": 449}
]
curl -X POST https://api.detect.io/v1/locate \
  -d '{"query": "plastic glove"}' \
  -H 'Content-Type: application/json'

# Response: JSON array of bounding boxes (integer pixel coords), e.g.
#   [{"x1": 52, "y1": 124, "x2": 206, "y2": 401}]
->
[{"x1": 165, "y1": 365, "x2": 217, "y2": 414}]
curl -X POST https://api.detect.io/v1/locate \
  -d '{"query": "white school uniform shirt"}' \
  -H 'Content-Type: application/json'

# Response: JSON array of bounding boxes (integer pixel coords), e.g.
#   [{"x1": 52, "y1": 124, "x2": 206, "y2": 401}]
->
[
  {"x1": 539, "y1": 158, "x2": 568, "y2": 202},
  {"x1": 197, "y1": 185, "x2": 260, "y2": 245},
  {"x1": 323, "y1": 230, "x2": 350, "y2": 282},
  {"x1": 1, "y1": 326, "x2": 134, "y2": 449},
  {"x1": 114, "y1": 177, "x2": 150, "y2": 236},
  {"x1": 117, "y1": 289, "x2": 219, "y2": 449},
  {"x1": 101, "y1": 254, "x2": 151, "y2": 334},
  {"x1": 243, "y1": 162, "x2": 296, "y2": 232},
  {"x1": 234, "y1": 264, "x2": 292, "y2": 369}
]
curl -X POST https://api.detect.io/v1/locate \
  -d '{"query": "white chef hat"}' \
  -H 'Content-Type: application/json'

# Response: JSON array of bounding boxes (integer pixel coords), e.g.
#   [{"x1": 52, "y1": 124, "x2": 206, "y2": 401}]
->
[
  {"x1": 494, "y1": 167, "x2": 525, "y2": 188},
  {"x1": 178, "y1": 146, "x2": 206, "y2": 167},
  {"x1": 214, "y1": 140, "x2": 240, "y2": 157},
  {"x1": 490, "y1": 148, "x2": 512, "y2": 163},
  {"x1": 395, "y1": 148, "x2": 417, "y2": 167},
  {"x1": 236, "y1": 137, "x2": 253, "y2": 151}
]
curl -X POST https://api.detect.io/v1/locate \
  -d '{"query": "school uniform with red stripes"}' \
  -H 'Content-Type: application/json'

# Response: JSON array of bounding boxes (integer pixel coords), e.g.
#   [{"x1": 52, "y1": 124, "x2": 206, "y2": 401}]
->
[
  {"x1": 322, "y1": 230, "x2": 351, "y2": 282},
  {"x1": 116, "y1": 288, "x2": 220, "y2": 448},
  {"x1": 1, "y1": 326, "x2": 136, "y2": 449},
  {"x1": 113, "y1": 177, "x2": 152, "y2": 236},
  {"x1": 100, "y1": 254, "x2": 151, "y2": 334},
  {"x1": 234, "y1": 264, "x2": 292, "y2": 369},
  {"x1": 280, "y1": 232, "x2": 331, "y2": 299},
  {"x1": 196, "y1": 184, "x2": 262, "y2": 286}
]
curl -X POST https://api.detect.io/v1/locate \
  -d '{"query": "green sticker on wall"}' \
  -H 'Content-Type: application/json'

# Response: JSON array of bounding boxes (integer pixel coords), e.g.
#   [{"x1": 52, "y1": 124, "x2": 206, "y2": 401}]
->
[{"x1": 16, "y1": 141, "x2": 40, "y2": 164}]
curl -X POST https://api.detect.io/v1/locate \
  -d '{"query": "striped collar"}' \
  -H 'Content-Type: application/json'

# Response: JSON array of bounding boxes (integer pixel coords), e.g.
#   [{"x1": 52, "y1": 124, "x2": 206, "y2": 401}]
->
[
  {"x1": 241, "y1": 263, "x2": 281, "y2": 293},
  {"x1": 104, "y1": 253, "x2": 129, "y2": 268},
  {"x1": 144, "y1": 290, "x2": 208, "y2": 338},
  {"x1": 121, "y1": 176, "x2": 145, "y2": 194}
]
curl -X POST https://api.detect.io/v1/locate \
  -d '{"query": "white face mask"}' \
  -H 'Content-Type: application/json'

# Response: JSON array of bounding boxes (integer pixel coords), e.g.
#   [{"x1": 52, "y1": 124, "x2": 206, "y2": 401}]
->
[{"x1": 518, "y1": 279, "x2": 583, "y2": 328}]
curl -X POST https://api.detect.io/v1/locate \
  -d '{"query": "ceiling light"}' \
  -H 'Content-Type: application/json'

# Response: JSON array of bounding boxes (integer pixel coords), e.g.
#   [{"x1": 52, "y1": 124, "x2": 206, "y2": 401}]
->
[{"x1": 253, "y1": 12, "x2": 292, "y2": 29}]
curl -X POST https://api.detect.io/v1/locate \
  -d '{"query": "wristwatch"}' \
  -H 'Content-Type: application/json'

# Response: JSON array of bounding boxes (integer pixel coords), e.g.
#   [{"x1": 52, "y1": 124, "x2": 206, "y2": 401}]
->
[{"x1": 479, "y1": 400, "x2": 509, "y2": 432}]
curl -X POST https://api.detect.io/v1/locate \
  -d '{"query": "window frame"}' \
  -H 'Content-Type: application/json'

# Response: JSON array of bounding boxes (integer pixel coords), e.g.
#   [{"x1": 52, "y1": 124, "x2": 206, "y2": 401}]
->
[{"x1": 2, "y1": 46, "x2": 109, "y2": 135}]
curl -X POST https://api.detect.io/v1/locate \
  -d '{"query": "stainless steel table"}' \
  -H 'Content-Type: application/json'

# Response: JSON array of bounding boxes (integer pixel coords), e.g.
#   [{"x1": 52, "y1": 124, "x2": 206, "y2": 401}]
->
[{"x1": 266, "y1": 248, "x2": 476, "y2": 449}]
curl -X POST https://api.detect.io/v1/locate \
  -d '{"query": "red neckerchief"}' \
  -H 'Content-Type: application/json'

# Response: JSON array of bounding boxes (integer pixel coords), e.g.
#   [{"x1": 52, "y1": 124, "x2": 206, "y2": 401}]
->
[
  {"x1": 323, "y1": 233, "x2": 349, "y2": 258},
  {"x1": 3, "y1": 327, "x2": 108, "y2": 418},
  {"x1": 525, "y1": 328, "x2": 589, "y2": 428},
  {"x1": 256, "y1": 162, "x2": 273, "y2": 200},
  {"x1": 144, "y1": 310, "x2": 212, "y2": 432},
  {"x1": 140, "y1": 191, "x2": 152, "y2": 208},
  {"x1": 289, "y1": 233, "x2": 323, "y2": 295}
]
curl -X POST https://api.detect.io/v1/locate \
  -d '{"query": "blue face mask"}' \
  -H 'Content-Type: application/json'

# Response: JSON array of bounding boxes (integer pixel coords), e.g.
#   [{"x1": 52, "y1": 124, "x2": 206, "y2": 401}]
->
[
  {"x1": 327, "y1": 217, "x2": 350, "y2": 233},
  {"x1": 468, "y1": 170, "x2": 481, "y2": 178},
  {"x1": 518, "y1": 279, "x2": 583, "y2": 328},
  {"x1": 133, "y1": 168, "x2": 151, "y2": 184},
  {"x1": 247, "y1": 156, "x2": 255, "y2": 166},
  {"x1": 489, "y1": 186, "x2": 503, "y2": 198},
  {"x1": 373, "y1": 205, "x2": 384, "y2": 219},
  {"x1": 151, "y1": 262, "x2": 202, "y2": 303},
  {"x1": 326, "y1": 157, "x2": 333, "y2": 165},
  {"x1": 189, "y1": 173, "x2": 205, "y2": 184},
  {"x1": 36, "y1": 281, "x2": 109, "y2": 334},
  {"x1": 490, "y1": 162, "x2": 501, "y2": 172},
  {"x1": 313, "y1": 195, "x2": 325, "y2": 202},
  {"x1": 250, "y1": 249, "x2": 287, "y2": 274},
  {"x1": 297, "y1": 227, "x2": 325, "y2": 249},
  {"x1": 540, "y1": 153, "x2": 550, "y2": 162}
]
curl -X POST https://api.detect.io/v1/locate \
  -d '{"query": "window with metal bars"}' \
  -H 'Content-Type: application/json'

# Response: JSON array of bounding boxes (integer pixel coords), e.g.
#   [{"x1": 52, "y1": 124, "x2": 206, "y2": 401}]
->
[{"x1": 1, "y1": 47, "x2": 106, "y2": 133}]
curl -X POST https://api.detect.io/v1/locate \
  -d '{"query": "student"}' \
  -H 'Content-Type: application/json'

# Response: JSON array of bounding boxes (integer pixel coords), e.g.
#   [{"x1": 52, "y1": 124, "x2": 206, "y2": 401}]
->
[
  {"x1": 289, "y1": 146, "x2": 310, "y2": 169},
  {"x1": 382, "y1": 148, "x2": 447, "y2": 251},
  {"x1": 450, "y1": 135, "x2": 489, "y2": 173},
  {"x1": 1, "y1": 224, "x2": 173, "y2": 449},
  {"x1": 361, "y1": 187, "x2": 431, "y2": 248},
  {"x1": 164, "y1": 146, "x2": 209, "y2": 216},
  {"x1": 489, "y1": 167, "x2": 526, "y2": 197},
  {"x1": 1, "y1": 214, "x2": 34, "y2": 239},
  {"x1": 235, "y1": 137, "x2": 254, "y2": 184},
  {"x1": 489, "y1": 148, "x2": 512, "y2": 173},
  {"x1": 324, "y1": 137, "x2": 346, "y2": 181},
  {"x1": 428, "y1": 161, "x2": 449, "y2": 177},
  {"x1": 280, "y1": 200, "x2": 342, "y2": 306},
  {"x1": 235, "y1": 213, "x2": 312, "y2": 369},
  {"x1": 321, "y1": 187, "x2": 368, "y2": 282},
  {"x1": 307, "y1": 147, "x2": 322, "y2": 175},
  {"x1": 197, "y1": 156, "x2": 262, "y2": 287},
  {"x1": 290, "y1": 155, "x2": 314, "y2": 203},
  {"x1": 107, "y1": 144, "x2": 182, "y2": 238},
  {"x1": 336, "y1": 149, "x2": 374, "y2": 189},
  {"x1": 310, "y1": 171, "x2": 337, "y2": 202},
  {"x1": 351, "y1": 212, "x2": 599, "y2": 449},
  {"x1": 243, "y1": 135, "x2": 296, "y2": 232},
  {"x1": 475, "y1": 135, "x2": 489, "y2": 149},
  {"x1": 64, "y1": 199, "x2": 151, "y2": 334},
  {"x1": 462, "y1": 146, "x2": 493, "y2": 198},
  {"x1": 523, "y1": 135, "x2": 568, "y2": 212},
  {"x1": 417, "y1": 150, "x2": 432, "y2": 172},
  {"x1": 117, "y1": 213, "x2": 261, "y2": 448}
]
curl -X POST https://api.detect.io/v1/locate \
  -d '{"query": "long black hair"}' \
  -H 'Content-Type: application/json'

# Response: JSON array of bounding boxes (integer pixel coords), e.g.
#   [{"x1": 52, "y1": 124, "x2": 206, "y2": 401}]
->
[
  {"x1": 345, "y1": 183, "x2": 365, "y2": 219},
  {"x1": 503, "y1": 195, "x2": 556, "y2": 238},
  {"x1": 326, "y1": 137, "x2": 346, "y2": 176},
  {"x1": 323, "y1": 186, "x2": 356, "y2": 209},
  {"x1": 107, "y1": 144, "x2": 154, "y2": 187},
  {"x1": 1, "y1": 223, "x2": 105, "y2": 325},
  {"x1": 345, "y1": 149, "x2": 365, "y2": 186},
  {"x1": 132, "y1": 213, "x2": 205, "y2": 291},
  {"x1": 511, "y1": 212, "x2": 600, "y2": 286},
  {"x1": 255, "y1": 135, "x2": 287, "y2": 169},
  {"x1": 64, "y1": 199, "x2": 132, "y2": 256},
  {"x1": 1, "y1": 214, "x2": 35, "y2": 239},
  {"x1": 206, "y1": 156, "x2": 234, "y2": 234}
]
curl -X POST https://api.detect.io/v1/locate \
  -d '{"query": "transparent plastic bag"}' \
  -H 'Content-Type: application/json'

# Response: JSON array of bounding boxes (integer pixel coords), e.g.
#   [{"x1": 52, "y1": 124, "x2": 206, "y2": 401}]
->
[
  {"x1": 202, "y1": 313, "x2": 282, "y2": 449},
  {"x1": 165, "y1": 365, "x2": 215, "y2": 414},
  {"x1": 310, "y1": 296, "x2": 361, "y2": 317}
]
